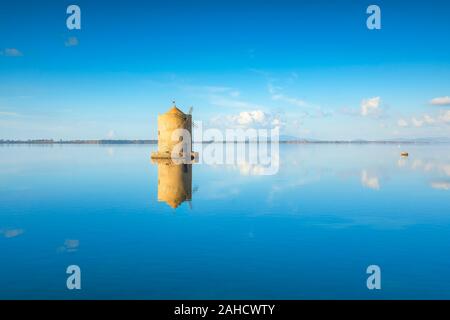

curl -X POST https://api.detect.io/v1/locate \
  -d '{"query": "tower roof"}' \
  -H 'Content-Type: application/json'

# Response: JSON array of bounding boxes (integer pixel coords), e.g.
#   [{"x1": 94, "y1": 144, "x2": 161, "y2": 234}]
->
[{"x1": 167, "y1": 106, "x2": 185, "y2": 115}]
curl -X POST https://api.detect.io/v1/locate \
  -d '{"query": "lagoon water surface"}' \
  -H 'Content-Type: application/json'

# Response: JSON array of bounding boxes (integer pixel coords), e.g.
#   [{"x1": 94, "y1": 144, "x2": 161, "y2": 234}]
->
[{"x1": 1, "y1": 143, "x2": 449, "y2": 299}]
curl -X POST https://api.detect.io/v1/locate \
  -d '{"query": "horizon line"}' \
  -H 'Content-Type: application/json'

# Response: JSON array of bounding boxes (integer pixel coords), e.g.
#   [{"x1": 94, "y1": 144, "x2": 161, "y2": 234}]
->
[{"x1": 1, "y1": 139, "x2": 449, "y2": 145}]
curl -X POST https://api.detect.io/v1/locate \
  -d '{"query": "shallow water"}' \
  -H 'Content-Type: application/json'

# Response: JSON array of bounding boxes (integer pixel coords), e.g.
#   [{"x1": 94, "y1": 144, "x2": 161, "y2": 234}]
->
[{"x1": 0, "y1": 143, "x2": 449, "y2": 299}]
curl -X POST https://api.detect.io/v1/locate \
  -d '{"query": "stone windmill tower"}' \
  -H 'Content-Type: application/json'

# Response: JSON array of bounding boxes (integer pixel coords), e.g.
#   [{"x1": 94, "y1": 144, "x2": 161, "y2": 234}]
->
[{"x1": 151, "y1": 102, "x2": 195, "y2": 160}]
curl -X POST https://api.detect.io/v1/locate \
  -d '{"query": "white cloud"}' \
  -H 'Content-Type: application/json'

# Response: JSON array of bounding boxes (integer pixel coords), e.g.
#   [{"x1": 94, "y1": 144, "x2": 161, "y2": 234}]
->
[
  {"x1": 361, "y1": 97, "x2": 381, "y2": 116},
  {"x1": 411, "y1": 117, "x2": 424, "y2": 127},
  {"x1": 439, "y1": 110, "x2": 450, "y2": 123},
  {"x1": 430, "y1": 96, "x2": 450, "y2": 106},
  {"x1": 407, "y1": 110, "x2": 450, "y2": 128},
  {"x1": 423, "y1": 114, "x2": 436, "y2": 125},
  {"x1": 230, "y1": 110, "x2": 276, "y2": 128},
  {"x1": 200, "y1": 86, "x2": 282, "y2": 129},
  {"x1": 210, "y1": 110, "x2": 283, "y2": 130},
  {"x1": 0, "y1": 48, "x2": 23, "y2": 57},
  {"x1": 234, "y1": 110, "x2": 265, "y2": 125}
]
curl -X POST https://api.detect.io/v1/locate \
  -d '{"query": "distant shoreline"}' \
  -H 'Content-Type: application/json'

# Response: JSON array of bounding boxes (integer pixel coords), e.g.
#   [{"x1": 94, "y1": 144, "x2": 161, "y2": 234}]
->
[{"x1": 1, "y1": 139, "x2": 449, "y2": 145}]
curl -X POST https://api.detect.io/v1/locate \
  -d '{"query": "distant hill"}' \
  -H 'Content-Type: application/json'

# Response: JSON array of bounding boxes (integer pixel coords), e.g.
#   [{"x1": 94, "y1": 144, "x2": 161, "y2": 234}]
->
[
  {"x1": 387, "y1": 137, "x2": 450, "y2": 143},
  {"x1": 278, "y1": 135, "x2": 300, "y2": 142}
]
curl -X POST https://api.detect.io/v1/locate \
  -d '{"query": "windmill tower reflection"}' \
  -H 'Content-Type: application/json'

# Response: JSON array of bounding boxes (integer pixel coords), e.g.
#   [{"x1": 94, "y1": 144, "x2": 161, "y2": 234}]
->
[{"x1": 152, "y1": 159, "x2": 192, "y2": 208}]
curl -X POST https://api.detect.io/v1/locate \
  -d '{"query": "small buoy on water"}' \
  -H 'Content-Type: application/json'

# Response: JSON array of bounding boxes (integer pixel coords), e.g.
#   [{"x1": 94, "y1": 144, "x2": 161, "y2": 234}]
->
[{"x1": 401, "y1": 152, "x2": 409, "y2": 157}]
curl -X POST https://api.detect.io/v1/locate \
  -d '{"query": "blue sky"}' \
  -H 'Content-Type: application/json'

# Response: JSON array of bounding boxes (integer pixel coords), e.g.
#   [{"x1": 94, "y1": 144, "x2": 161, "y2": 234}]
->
[{"x1": 0, "y1": 0, "x2": 449, "y2": 140}]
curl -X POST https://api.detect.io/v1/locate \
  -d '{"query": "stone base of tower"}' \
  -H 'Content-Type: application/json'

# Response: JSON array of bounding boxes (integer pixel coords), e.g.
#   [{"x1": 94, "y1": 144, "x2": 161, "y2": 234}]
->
[{"x1": 150, "y1": 151, "x2": 198, "y2": 163}]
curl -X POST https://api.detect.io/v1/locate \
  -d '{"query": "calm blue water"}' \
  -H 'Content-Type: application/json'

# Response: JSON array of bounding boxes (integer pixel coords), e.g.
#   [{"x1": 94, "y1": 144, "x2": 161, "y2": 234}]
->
[{"x1": 0, "y1": 143, "x2": 449, "y2": 299}]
